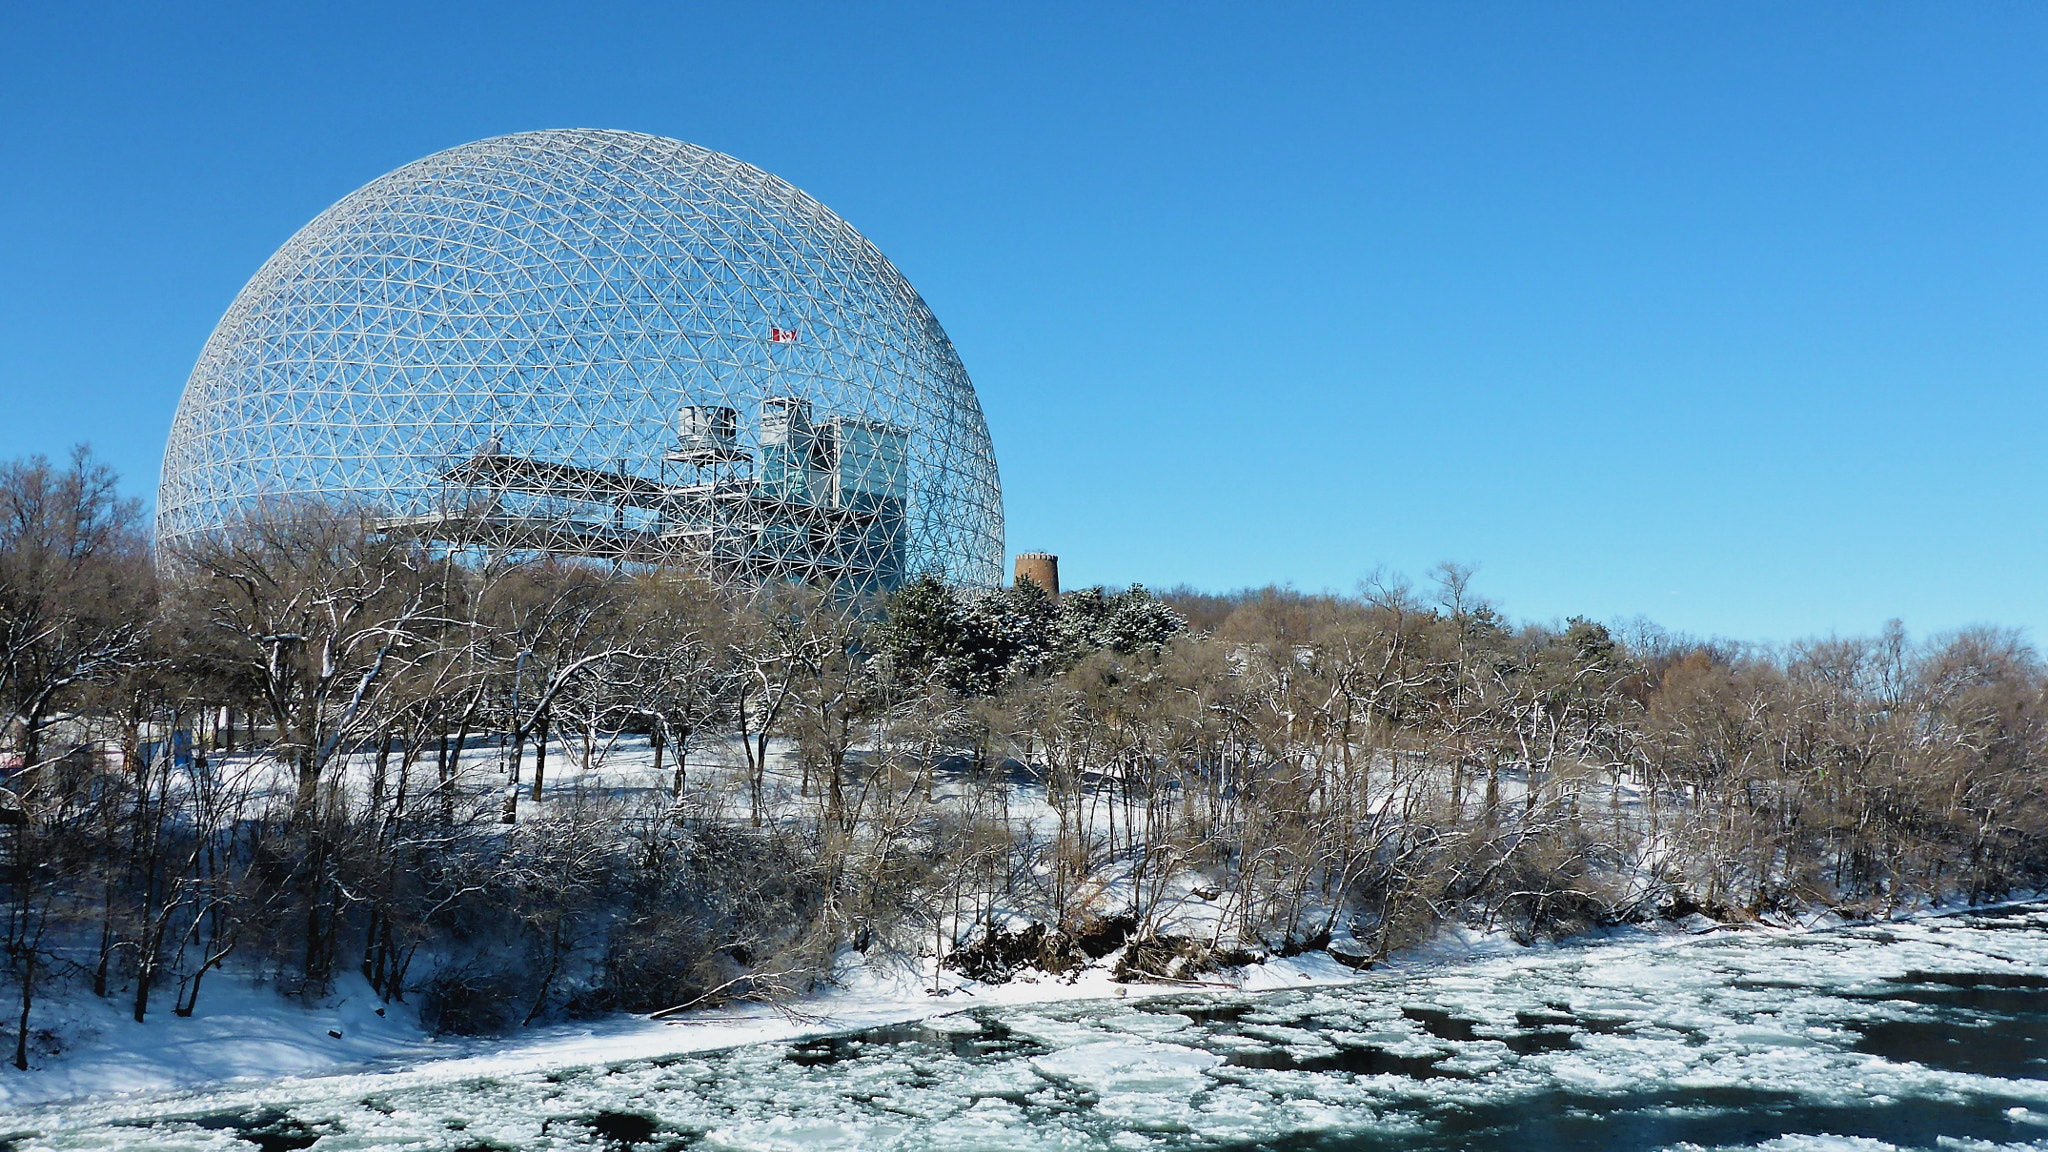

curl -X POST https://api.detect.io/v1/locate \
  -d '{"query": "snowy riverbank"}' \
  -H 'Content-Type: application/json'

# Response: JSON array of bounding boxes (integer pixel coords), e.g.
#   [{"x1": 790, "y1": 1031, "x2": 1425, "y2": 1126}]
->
[
  {"x1": 10, "y1": 901, "x2": 2048, "y2": 1152},
  {"x1": 0, "y1": 937, "x2": 1376, "y2": 1109},
  {"x1": 4, "y1": 888, "x2": 1904, "y2": 1112}
]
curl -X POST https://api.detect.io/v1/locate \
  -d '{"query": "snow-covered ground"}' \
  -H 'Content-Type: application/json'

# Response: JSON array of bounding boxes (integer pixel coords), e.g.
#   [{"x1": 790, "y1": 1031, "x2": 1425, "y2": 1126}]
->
[
  {"x1": 0, "y1": 924, "x2": 1370, "y2": 1109},
  {"x1": 1, "y1": 972, "x2": 436, "y2": 1107}
]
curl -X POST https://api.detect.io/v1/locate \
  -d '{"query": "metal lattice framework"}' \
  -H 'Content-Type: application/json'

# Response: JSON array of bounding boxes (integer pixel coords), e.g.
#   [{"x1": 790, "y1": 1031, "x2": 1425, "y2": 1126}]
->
[{"x1": 157, "y1": 129, "x2": 1004, "y2": 592}]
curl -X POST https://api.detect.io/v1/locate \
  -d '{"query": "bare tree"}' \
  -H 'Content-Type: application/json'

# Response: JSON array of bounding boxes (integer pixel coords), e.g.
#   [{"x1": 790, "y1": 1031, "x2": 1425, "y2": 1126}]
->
[
  {"x1": 0, "y1": 446, "x2": 154, "y2": 771},
  {"x1": 166, "y1": 505, "x2": 438, "y2": 819}
]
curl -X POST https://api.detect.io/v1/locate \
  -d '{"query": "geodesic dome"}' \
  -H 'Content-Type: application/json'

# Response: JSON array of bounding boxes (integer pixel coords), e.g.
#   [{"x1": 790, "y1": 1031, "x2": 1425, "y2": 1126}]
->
[{"x1": 157, "y1": 129, "x2": 1004, "y2": 591}]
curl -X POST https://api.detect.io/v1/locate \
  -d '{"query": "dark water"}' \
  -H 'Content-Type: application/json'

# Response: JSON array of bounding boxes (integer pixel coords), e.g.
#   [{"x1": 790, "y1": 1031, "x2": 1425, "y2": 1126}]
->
[{"x1": 13, "y1": 905, "x2": 2048, "y2": 1151}]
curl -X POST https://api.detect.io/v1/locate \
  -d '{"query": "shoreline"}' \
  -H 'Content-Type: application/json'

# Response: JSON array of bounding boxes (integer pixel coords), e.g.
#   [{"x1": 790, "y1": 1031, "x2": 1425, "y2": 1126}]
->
[{"x1": 12, "y1": 892, "x2": 2038, "y2": 1114}]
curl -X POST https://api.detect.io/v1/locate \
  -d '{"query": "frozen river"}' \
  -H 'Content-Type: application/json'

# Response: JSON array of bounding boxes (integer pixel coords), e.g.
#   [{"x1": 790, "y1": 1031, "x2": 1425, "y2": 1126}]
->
[{"x1": 11, "y1": 905, "x2": 2048, "y2": 1151}]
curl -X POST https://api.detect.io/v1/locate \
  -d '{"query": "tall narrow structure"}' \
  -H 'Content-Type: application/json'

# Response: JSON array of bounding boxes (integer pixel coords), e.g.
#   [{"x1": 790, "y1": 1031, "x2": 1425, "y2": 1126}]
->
[{"x1": 1014, "y1": 552, "x2": 1060, "y2": 597}]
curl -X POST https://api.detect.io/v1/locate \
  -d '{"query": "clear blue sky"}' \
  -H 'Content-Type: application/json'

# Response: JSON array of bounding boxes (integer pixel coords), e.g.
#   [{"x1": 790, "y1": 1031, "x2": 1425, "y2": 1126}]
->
[{"x1": 2, "y1": 3, "x2": 2044, "y2": 645}]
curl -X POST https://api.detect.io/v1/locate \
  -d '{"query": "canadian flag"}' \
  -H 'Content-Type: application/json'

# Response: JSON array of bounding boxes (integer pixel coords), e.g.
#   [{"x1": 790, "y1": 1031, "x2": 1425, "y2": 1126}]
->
[{"x1": 769, "y1": 326, "x2": 798, "y2": 344}]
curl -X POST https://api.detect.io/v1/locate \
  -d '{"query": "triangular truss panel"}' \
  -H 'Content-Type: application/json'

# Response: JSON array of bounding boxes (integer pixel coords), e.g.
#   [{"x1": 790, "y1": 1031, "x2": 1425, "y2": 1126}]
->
[{"x1": 158, "y1": 129, "x2": 1005, "y2": 593}]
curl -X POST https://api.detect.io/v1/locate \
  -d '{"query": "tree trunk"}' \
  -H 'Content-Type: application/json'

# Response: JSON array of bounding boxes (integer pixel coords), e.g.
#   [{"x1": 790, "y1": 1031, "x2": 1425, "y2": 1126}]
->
[
  {"x1": 446, "y1": 704, "x2": 477, "y2": 826},
  {"x1": 361, "y1": 909, "x2": 382, "y2": 981},
  {"x1": 14, "y1": 942, "x2": 33, "y2": 1070},
  {"x1": 92, "y1": 884, "x2": 115, "y2": 998},
  {"x1": 294, "y1": 744, "x2": 322, "y2": 822},
  {"x1": 503, "y1": 725, "x2": 524, "y2": 824},
  {"x1": 829, "y1": 750, "x2": 846, "y2": 828},
  {"x1": 530, "y1": 712, "x2": 550, "y2": 802},
  {"x1": 749, "y1": 730, "x2": 768, "y2": 828},
  {"x1": 435, "y1": 729, "x2": 450, "y2": 819},
  {"x1": 132, "y1": 933, "x2": 155, "y2": 1023},
  {"x1": 371, "y1": 730, "x2": 393, "y2": 819}
]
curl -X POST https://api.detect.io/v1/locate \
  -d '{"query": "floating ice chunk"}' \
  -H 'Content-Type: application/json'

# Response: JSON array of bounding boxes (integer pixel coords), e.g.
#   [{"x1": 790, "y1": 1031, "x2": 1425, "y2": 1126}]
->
[
  {"x1": 1239, "y1": 1024, "x2": 1326, "y2": 1048},
  {"x1": 702, "y1": 1117, "x2": 908, "y2": 1150},
  {"x1": 1032, "y1": 1037, "x2": 1220, "y2": 1123},
  {"x1": 1743, "y1": 1136, "x2": 1901, "y2": 1151},
  {"x1": 1099, "y1": 1010, "x2": 1200, "y2": 1041},
  {"x1": 1720, "y1": 1025, "x2": 1822, "y2": 1048},
  {"x1": 1002, "y1": 1012, "x2": 1119, "y2": 1050},
  {"x1": 1435, "y1": 1052, "x2": 1505, "y2": 1075},
  {"x1": 923, "y1": 1013, "x2": 983, "y2": 1034},
  {"x1": 1030, "y1": 1039, "x2": 1223, "y2": 1096}
]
